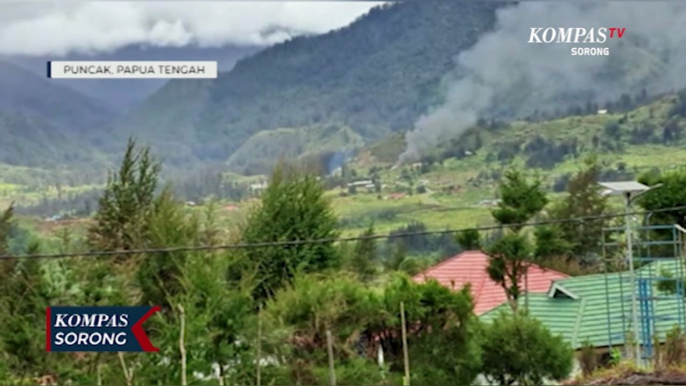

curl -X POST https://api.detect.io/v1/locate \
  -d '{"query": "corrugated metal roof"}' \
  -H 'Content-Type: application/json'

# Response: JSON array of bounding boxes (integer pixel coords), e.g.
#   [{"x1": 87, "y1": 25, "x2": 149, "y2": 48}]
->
[
  {"x1": 481, "y1": 293, "x2": 582, "y2": 344},
  {"x1": 482, "y1": 259, "x2": 686, "y2": 349},
  {"x1": 598, "y1": 181, "x2": 650, "y2": 193},
  {"x1": 413, "y1": 251, "x2": 568, "y2": 315}
]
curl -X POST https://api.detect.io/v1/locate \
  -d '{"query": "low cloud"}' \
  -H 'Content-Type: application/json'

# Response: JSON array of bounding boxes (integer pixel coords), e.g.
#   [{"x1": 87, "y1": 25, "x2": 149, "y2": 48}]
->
[{"x1": 0, "y1": 2, "x2": 382, "y2": 56}]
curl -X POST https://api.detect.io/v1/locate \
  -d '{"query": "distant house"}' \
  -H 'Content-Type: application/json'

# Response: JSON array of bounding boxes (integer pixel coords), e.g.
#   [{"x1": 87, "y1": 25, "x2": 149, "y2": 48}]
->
[
  {"x1": 413, "y1": 250, "x2": 567, "y2": 315},
  {"x1": 249, "y1": 181, "x2": 268, "y2": 196},
  {"x1": 250, "y1": 181, "x2": 267, "y2": 190},
  {"x1": 347, "y1": 180, "x2": 376, "y2": 193},
  {"x1": 347, "y1": 180, "x2": 373, "y2": 188},
  {"x1": 478, "y1": 199, "x2": 501, "y2": 207},
  {"x1": 598, "y1": 109, "x2": 608, "y2": 115}
]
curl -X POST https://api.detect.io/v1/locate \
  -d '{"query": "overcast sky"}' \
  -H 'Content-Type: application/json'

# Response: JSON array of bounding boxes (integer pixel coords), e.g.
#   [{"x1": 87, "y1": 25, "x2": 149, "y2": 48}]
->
[{"x1": 0, "y1": 2, "x2": 383, "y2": 56}]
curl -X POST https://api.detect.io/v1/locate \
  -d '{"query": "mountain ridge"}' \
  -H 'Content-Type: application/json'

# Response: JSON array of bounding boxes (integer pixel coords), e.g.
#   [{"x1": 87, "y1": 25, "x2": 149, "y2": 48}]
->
[
  {"x1": 119, "y1": 1, "x2": 506, "y2": 166},
  {"x1": 5, "y1": 1, "x2": 686, "y2": 183},
  {"x1": 0, "y1": 60, "x2": 117, "y2": 172}
]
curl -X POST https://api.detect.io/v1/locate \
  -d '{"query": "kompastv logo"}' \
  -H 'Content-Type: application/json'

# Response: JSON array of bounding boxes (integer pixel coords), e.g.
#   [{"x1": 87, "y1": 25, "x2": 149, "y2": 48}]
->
[
  {"x1": 528, "y1": 27, "x2": 626, "y2": 56},
  {"x1": 46, "y1": 306, "x2": 161, "y2": 352}
]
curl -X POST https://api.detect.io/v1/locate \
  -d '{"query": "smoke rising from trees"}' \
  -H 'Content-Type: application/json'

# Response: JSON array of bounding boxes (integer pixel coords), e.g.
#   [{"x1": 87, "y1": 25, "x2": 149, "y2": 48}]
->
[{"x1": 399, "y1": 1, "x2": 686, "y2": 164}]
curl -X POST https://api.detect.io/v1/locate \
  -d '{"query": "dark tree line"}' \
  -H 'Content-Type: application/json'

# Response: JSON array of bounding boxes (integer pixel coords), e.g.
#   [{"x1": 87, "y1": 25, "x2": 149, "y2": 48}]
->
[
  {"x1": 385, "y1": 221, "x2": 460, "y2": 258},
  {"x1": 171, "y1": 168, "x2": 250, "y2": 203},
  {"x1": 14, "y1": 190, "x2": 102, "y2": 217},
  {"x1": 523, "y1": 88, "x2": 653, "y2": 123}
]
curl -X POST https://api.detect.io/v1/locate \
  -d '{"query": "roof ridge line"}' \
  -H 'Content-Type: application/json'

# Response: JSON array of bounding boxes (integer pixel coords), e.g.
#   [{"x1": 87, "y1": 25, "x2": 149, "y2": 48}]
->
[{"x1": 557, "y1": 271, "x2": 615, "y2": 282}]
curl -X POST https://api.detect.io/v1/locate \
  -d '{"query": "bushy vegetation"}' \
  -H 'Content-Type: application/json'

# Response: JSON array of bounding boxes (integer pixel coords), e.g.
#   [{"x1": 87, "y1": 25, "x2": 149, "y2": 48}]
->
[
  {"x1": 4, "y1": 133, "x2": 686, "y2": 384},
  {"x1": 0, "y1": 140, "x2": 585, "y2": 385},
  {"x1": 480, "y1": 311, "x2": 574, "y2": 385}
]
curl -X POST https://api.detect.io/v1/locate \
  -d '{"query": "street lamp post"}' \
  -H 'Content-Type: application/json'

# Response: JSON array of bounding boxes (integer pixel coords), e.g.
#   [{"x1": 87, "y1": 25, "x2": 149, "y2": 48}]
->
[
  {"x1": 623, "y1": 191, "x2": 641, "y2": 366},
  {"x1": 599, "y1": 181, "x2": 662, "y2": 367}
]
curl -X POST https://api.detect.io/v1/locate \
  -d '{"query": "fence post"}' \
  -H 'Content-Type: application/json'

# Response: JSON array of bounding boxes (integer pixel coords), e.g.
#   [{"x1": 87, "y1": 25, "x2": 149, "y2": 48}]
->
[
  {"x1": 401, "y1": 301, "x2": 410, "y2": 386},
  {"x1": 326, "y1": 329, "x2": 336, "y2": 386},
  {"x1": 179, "y1": 305, "x2": 187, "y2": 386},
  {"x1": 257, "y1": 303, "x2": 262, "y2": 386},
  {"x1": 118, "y1": 352, "x2": 133, "y2": 386}
]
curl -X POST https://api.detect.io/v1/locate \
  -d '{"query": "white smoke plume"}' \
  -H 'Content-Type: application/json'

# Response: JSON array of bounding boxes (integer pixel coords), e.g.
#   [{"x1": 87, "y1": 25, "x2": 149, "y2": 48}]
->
[{"x1": 398, "y1": 1, "x2": 686, "y2": 165}]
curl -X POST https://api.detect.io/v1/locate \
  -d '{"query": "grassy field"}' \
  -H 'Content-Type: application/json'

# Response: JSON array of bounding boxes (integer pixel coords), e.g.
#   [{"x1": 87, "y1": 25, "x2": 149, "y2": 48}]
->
[
  {"x1": 330, "y1": 189, "x2": 495, "y2": 236},
  {"x1": 329, "y1": 141, "x2": 686, "y2": 237}
]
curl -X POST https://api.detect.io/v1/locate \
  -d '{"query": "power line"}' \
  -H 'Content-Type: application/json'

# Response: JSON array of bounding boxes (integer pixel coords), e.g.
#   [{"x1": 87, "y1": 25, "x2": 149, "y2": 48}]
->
[{"x1": 1, "y1": 205, "x2": 685, "y2": 261}]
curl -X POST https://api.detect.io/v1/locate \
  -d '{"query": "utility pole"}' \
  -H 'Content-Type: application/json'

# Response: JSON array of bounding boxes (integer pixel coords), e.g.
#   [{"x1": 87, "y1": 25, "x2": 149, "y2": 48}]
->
[
  {"x1": 624, "y1": 192, "x2": 641, "y2": 367},
  {"x1": 598, "y1": 181, "x2": 662, "y2": 368},
  {"x1": 257, "y1": 303, "x2": 262, "y2": 386}
]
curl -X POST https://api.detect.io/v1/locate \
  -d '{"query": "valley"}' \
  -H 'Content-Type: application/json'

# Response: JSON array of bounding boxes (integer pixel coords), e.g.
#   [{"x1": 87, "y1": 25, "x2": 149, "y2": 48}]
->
[
  {"x1": 1, "y1": 0, "x2": 686, "y2": 252},
  {"x1": 5, "y1": 90, "x2": 686, "y2": 253}
]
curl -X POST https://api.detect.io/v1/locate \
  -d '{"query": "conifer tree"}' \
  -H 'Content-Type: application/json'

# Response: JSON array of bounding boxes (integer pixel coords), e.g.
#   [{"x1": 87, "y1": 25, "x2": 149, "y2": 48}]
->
[
  {"x1": 0, "y1": 204, "x2": 13, "y2": 256},
  {"x1": 242, "y1": 162, "x2": 340, "y2": 302},
  {"x1": 0, "y1": 241, "x2": 55, "y2": 379},
  {"x1": 350, "y1": 224, "x2": 378, "y2": 282},
  {"x1": 486, "y1": 169, "x2": 547, "y2": 311},
  {"x1": 549, "y1": 156, "x2": 608, "y2": 264},
  {"x1": 88, "y1": 137, "x2": 161, "y2": 253},
  {"x1": 0, "y1": 204, "x2": 15, "y2": 280}
]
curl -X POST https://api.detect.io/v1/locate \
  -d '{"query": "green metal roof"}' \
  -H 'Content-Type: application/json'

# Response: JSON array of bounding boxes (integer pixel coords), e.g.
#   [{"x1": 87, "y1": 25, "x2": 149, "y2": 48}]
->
[{"x1": 480, "y1": 260, "x2": 686, "y2": 350}]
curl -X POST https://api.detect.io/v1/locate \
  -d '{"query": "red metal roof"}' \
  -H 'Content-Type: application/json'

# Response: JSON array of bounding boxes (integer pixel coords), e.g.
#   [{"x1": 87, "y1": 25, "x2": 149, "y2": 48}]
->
[{"x1": 412, "y1": 250, "x2": 568, "y2": 315}]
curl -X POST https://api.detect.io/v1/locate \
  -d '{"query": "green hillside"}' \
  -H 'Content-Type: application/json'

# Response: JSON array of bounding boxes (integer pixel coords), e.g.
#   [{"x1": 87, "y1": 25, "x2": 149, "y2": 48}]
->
[
  {"x1": 118, "y1": 1, "x2": 684, "y2": 175},
  {"x1": 4, "y1": 1, "x2": 686, "y2": 221},
  {"x1": 0, "y1": 61, "x2": 116, "y2": 139},
  {"x1": 121, "y1": 2, "x2": 504, "y2": 166},
  {"x1": 162, "y1": 91, "x2": 686, "y2": 240},
  {"x1": 0, "y1": 61, "x2": 118, "y2": 186},
  {"x1": 326, "y1": 90, "x2": 686, "y2": 236},
  {"x1": 7, "y1": 88, "x2": 686, "y2": 239},
  {"x1": 114, "y1": 79, "x2": 214, "y2": 166},
  {"x1": 226, "y1": 124, "x2": 364, "y2": 175}
]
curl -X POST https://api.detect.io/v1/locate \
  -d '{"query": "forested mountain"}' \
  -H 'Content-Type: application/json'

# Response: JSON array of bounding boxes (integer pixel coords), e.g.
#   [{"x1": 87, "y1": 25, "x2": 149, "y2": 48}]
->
[
  {"x1": 226, "y1": 124, "x2": 365, "y2": 175},
  {"x1": 0, "y1": 61, "x2": 116, "y2": 169},
  {"x1": 0, "y1": 61, "x2": 116, "y2": 136},
  {"x1": 5, "y1": 1, "x2": 686, "y2": 181},
  {"x1": 121, "y1": 2, "x2": 505, "y2": 166},
  {"x1": 110, "y1": 78, "x2": 214, "y2": 165}
]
